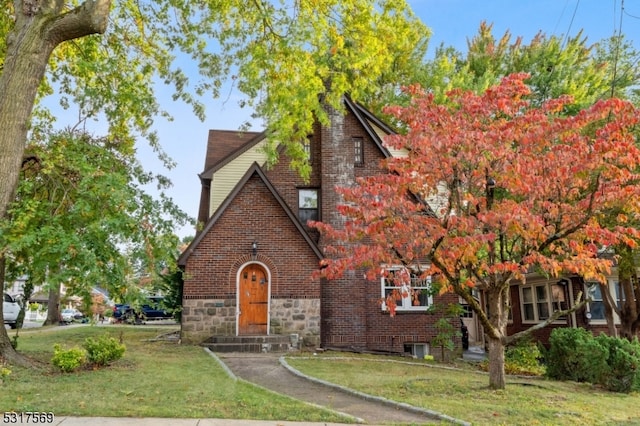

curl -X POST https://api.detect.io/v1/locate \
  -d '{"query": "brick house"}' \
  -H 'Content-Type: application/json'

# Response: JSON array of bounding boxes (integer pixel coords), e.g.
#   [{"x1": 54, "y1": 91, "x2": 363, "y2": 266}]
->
[
  {"x1": 504, "y1": 270, "x2": 631, "y2": 345},
  {"x1": 178, "y1": 97, "x2": 460, "y2": 355}
]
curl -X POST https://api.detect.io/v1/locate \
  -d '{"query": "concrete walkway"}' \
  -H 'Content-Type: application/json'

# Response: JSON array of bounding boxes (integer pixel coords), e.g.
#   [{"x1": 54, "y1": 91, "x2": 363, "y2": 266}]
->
[{"x1": 10, "y1": 322, "x2": 483, "y2": 425}]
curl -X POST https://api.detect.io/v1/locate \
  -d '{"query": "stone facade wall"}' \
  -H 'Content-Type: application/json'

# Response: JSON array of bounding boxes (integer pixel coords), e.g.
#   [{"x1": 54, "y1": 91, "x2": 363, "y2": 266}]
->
[
  {"x1": 270, "y1": 298, "x2": 321, "y2": 347},
  {"x1": 181, "y1": 298, "x2": 236, "y2": 343},
  {"x1": 181, "y1": 297, "x2": 320, "y2": 345}
]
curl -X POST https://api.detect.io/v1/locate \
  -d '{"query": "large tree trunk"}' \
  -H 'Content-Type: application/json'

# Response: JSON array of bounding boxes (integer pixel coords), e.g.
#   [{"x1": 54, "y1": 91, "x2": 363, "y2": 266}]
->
[
  {"x1": 484, "y1": 285, "x2": 509, "y2": 389},
  {"x1": 0, "y1": 257, "x2": 31, "y2": 367},
  {"x1": 0, "y1": 0, "x2": 111, "y2": 364},
  {"x1": 0, "y1": 0, "x2": 111, "y2": 218},
  {"x1": 43, "y1": 284, "x2": 61, "y2": 326},
  {"x1": 486, "y1": 336, "x2": 506, "y2": 389}
]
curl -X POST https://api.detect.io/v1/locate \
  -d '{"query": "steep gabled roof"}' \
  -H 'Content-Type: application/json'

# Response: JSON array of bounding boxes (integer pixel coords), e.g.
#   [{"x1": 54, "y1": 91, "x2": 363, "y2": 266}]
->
[
  {"x1": 178, "y1": 162, "x2": 323, "y2": 266},
  {"x1": 201, "y1": 97, "x2": 396, "y2": 181},
  {"x1": 344, "y1": 96, "x2": 395, "y2": 158},
  {"x1": 200, "y1": 130, "x2": 265, "y2": 180}
]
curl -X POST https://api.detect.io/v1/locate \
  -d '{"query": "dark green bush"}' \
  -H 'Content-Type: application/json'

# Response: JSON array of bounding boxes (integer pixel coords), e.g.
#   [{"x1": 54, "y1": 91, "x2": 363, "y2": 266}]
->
[
  {"x1": 595, "y1": 334, "x2": 640, "y2": 393},
  {"x1": 83, "y1": 335, "x2": 126, "y2": 366},
  {"x1": 51, "y1": 344, "x2": 86, "y2": 373},
  {"x1": 545, "y1": 328, "x2": 607, "y2": 383}
]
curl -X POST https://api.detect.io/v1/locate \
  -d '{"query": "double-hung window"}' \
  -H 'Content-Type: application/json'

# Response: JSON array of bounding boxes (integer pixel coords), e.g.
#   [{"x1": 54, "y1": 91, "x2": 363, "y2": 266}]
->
[
  {"x1": 381, "y1": 266, "x2": 433, "y2": 312},
  {"x1": 521, "y1": 282, "x2": 568, "y2": 323},
  {"x1": 298, "y1": 188, "x2": 319, "y2": 224},
  {"x1": 585, "y1": 280, "x2": 621, "y2": 323},
  {"x1": 303, "y1": 136, "x2": 312, "y2": 164},
  {"x1": 353, "y1": 137, "x2": 364, "y2": 166},
  {"x1": 586, "y1": 282, "x2": 605, "y2": 321}
]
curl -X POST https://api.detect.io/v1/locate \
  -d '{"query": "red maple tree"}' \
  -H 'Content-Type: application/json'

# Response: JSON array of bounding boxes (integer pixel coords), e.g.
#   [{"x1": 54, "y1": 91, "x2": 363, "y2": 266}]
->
[{"x1": 313, "y1": 73, "x2": 640, "y2": 389}]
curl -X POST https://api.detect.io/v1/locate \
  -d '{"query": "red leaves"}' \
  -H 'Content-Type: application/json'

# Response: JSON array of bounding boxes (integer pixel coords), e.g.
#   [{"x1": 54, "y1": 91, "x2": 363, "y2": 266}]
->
[{"x1": 315, "y1": 73, "x2": 640, "y2": 292}]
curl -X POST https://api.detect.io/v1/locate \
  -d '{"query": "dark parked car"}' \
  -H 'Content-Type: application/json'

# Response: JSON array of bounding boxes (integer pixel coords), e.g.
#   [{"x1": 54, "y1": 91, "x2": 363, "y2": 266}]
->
[
  {"x1": 114, "y1": 297, "x2": 173, "y2": 324},
  {"x1": 112, "y1": 303, "x2": 129, "y2": 321}
]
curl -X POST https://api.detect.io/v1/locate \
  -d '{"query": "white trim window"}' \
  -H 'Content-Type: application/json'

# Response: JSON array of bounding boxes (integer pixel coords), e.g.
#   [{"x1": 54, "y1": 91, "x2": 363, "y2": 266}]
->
[
  {"x1": 381, "y1": 266, "x2": 433, "y2": 312},
  {"x1": 520, "y1": 282, "x2": 568, "y2": 323},
  {"x1": 585, "y1": 280, "x2": 621, "y2": 323}
]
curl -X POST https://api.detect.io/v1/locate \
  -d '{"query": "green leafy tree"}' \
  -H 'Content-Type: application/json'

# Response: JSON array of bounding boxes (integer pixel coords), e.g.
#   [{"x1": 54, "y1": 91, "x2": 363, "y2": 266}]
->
[
  {"x1": 0, "y1": 129, "x2": 189, "y2": 362},
  {"x1": 0, "y1": 0, "x2": 429, "y2": 365},
  {"x1": 421, "y1": 23, "x2": 621, "y2": 110}
]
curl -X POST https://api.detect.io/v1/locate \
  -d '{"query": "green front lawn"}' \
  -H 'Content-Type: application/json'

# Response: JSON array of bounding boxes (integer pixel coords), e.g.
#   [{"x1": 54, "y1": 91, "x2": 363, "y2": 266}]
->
[
  {"x1": 285, "y1": 354, "x2": 640, "y2": 425},
  {"x1": 1, "y1": 326, "x2": 351, "y2": 423}
]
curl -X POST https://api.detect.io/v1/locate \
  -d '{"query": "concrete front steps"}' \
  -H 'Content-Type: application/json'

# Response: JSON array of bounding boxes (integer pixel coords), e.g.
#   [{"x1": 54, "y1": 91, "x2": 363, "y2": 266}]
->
[{"x1": 202, "y1": 334, "x2": 298, "y2": 353}]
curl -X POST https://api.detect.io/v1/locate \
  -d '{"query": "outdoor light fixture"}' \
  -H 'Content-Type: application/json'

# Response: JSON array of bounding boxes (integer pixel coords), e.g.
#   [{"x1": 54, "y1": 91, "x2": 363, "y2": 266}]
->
[{"x1": 252, "y1": 241, "x2": 258, "y2": 257}]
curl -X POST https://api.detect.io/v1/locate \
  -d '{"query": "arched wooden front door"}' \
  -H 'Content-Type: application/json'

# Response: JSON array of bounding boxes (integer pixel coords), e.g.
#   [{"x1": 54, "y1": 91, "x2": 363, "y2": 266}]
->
[{"x1": 238, "y1": 263, "x2": 269, "y2": 335}]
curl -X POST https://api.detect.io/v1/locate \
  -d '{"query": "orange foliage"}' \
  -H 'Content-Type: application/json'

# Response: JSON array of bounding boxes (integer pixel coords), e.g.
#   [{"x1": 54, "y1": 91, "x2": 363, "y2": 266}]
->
[{"x1": 314, "y1": 73, "x2": 640, "y2": 292}]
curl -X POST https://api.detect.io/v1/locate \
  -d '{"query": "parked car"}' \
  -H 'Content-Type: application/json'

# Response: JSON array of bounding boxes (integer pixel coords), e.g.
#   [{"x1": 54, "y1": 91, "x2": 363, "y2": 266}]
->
[
  {"x1": 115, "y1": 297, "x2": 173, "y2": 324},
  {"x1": 3, "y1": 293, "x2": 19, "y2": 329},
  {"x1": 60, "y1": 308, "x2": 84, "y2": 323},
  {"x1": 112, "y1": 303, "x2": 129, "y2": 321}
]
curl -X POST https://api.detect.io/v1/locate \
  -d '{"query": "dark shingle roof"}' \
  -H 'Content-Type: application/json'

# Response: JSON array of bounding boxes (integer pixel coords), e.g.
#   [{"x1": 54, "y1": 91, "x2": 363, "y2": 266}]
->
[{"x1": 201, "y1": 130, "x2": 264, "y2": 178}]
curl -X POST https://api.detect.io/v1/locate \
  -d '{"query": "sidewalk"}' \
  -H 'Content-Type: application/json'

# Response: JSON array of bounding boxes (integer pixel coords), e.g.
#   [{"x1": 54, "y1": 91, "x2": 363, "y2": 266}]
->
[{"x1": 51, "y1": 418, "x2": 354, "y2": 426}]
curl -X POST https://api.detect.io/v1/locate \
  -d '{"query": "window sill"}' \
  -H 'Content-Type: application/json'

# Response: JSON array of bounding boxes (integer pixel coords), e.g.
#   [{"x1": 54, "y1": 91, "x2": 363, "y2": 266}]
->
[
  {"x1": 521, "y1": 320, "x2": 569, "y2": 325},
  {"x1": 382, "y1": 308, "x2": 430, "y2": 314}
]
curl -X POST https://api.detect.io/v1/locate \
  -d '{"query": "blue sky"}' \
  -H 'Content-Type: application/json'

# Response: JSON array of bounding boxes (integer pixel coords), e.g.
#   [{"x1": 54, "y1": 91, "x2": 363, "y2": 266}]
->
[{"x1": 145, "y1": 0, "x2": 640, "y2": 239}]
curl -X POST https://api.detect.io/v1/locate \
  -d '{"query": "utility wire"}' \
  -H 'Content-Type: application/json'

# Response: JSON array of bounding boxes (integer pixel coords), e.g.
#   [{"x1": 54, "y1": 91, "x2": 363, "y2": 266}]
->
[
  {"x1": 561, "y1": 0, "x2": 580, "y2": 49},
  {"x1": 609, "y1": 0, "x2": 625, "y2": 98}
]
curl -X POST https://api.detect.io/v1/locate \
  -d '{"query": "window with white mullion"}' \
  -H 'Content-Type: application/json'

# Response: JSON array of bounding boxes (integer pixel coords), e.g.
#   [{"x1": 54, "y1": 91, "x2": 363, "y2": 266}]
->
[
  {"x1": 520, "y1": 282, "x2": 567, "y2": 323},
  {"x1": 381, "y1": 266, "x2": 433, "y2": 312}
]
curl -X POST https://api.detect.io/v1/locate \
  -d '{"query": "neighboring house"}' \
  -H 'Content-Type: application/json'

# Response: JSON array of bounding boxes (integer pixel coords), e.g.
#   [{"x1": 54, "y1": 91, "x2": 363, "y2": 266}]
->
[
  {"x1": 505, "y1": 269, "x2": 631, "y2": 344},
  {"x1": 178, "y1": 97, "x2": 461, "y2": 355}
]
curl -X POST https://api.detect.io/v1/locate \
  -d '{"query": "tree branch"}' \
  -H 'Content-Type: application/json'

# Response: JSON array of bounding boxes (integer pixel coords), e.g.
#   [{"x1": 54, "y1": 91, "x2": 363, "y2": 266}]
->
[
  {"x1": 46, "y1": 0, "x2": 111, "y2": 45},
  {"x1": 506, "y1": 292, "x2": 587, "y2": 344}
]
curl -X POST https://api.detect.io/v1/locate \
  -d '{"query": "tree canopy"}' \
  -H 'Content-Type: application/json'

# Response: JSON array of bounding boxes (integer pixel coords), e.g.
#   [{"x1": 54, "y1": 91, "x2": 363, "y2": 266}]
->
[
  {"x1": 0, "y1": 0, "x2": 430, "y2": 364},
  {"x1": 314, "y1": 74, "x2": 640, "y2": 389},
  {"x1": 0, "y1": 129, "x2": 190, "y2": 318}
]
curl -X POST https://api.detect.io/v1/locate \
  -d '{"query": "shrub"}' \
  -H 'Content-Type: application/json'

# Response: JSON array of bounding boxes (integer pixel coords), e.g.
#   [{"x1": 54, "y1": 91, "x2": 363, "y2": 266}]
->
[
  {"x1": 83, "y1": 335, "x2": 126, "y2": 366},
  {"x1": 51, "y1": 344, "x2": 86, "y2": 373},
  {"x1": 545, "y1": 328, "x2": 607, "y2": 383},
  {"x1": 0, "y1": 365, "x2": 11, "y2": 384},
  {"x1": 595, "y1": 334, "x2": 640, "y2": 393},
  {"x1": 504, "y1": 338, "x2": 545, "y2": 376}
]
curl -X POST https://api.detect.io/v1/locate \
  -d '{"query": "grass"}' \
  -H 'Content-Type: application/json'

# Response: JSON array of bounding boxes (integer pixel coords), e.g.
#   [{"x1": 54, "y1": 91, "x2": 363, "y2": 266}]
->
[
  {"x1": 1, "y1": 325, "x2": 352, "y2": 423},
  {"x1": 285, "y1": 353, "x2": 640, "y2": 426},
  {"x1": 5, "y1": 326, "x2": 640, "y2": 425}
]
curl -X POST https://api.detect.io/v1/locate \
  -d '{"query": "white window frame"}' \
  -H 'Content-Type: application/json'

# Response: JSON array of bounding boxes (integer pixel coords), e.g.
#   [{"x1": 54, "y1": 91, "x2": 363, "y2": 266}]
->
[
  {"x1": 298, "y1": 188, "x2": 319, "y2": 224},
  {"x1": 520, "y1": 281, "x2": 568, "y2": 324},
  {"x1": 381, "y1": 265, "x2": 433, "y2": 312},
  {"x1": 585, "y1": 280, "x2": 621, "y2": 325},
  {"x1": 353, "y1": 137, "x2": 364, "y2": 166}
]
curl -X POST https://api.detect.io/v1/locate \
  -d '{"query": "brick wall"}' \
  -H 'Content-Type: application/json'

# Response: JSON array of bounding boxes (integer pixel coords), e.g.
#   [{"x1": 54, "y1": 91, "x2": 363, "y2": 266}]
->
[
  {"x1": 183, "y1": 101, "x2": 460, "y2": 353},
  {"x1": 181, "y1": 172, "x2": 321, "y2": 343},
  {"x1": 316, "y1": 102, "x2": 455, "y2": 354}
]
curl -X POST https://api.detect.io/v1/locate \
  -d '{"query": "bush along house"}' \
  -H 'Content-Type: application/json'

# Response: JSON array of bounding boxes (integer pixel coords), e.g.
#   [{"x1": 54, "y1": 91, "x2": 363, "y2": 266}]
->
[{"x1": 177, "y1": 96, "x2": 462, "y2": 356}]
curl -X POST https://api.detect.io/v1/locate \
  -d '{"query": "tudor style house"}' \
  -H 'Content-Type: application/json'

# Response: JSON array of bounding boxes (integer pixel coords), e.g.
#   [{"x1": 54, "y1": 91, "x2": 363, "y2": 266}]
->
[{"x1": 178, "y1": 97, "x2": 460, "y2": 355}]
